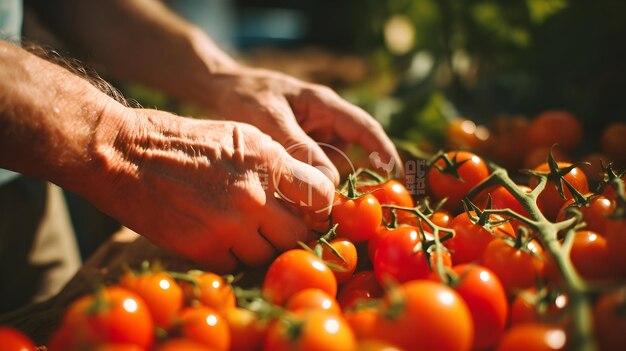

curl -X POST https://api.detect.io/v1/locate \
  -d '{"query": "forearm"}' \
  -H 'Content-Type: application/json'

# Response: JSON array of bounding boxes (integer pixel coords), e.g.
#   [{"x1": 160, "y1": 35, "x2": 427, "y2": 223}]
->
[
  {"x1": 28, "y1": 0, "x2": 237, "y2": 107},
  {"x1": 0, "y1": 40, "x2": 127, "y2": 194}
]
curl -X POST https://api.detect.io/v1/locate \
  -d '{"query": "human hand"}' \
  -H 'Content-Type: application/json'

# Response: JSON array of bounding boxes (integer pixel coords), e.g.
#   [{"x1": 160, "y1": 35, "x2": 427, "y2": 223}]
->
[
  {"x1": 204, "y1": 67, "x2": 403, "y2": 184},
  {"x1": 87, "y1": 108, "x2": 335, "y2": 272}
]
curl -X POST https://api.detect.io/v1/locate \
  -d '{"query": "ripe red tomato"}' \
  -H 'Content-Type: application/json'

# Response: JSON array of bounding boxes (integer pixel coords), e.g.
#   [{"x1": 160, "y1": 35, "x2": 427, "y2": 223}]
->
[
  {"x1": 524, "y1": 146, "x2": 571, "y2": 170},
  {"x1": 373, "y1": 226, "x2": 451, "y2": 284},
  {"x1": 530, "y1": 162, "x2": 589, "y2": 220},
  {"x1": 570, "y1": 230, "x2": 618, "y2": 281},
  {"x1": 344, "y1": 307, "x2": 378, "y2": 340},
  {"x1": 485, "y1": 115, "x2": 530, "y2": 171},
  {"x1": 510, "y1": 288, "x2": 568, "y2": 326},
  {"x1": 606, "y1": 218, "x2": 626, "y2": 276},
  {"x1": 154, "y1": 338, "x2": 214, "y2": 351},
  {"x1": 446, "y1": 211, "x2": 514, "y2": 265},
  {"x1": 93, "y1": 344, "x2": 145, "y2": 351},
  {"x1": 593, "y1": 288, "x2": 626, "y2": 351},
  {"x1": 179, "y1": 306, "x2": 230, "y2": 350},
  {"x1": 224, "y1": 307, "x2": 267, "y2": 351},
  {"x1": 472, "y1": 184, "x2": 538, "y2": 232},
  {"x1": 263, "y1": 311, "x2": 356, "y2": 351},
  {"x1": 556, "y1": 194, "x2": 615, "y2": 235},
  {"x1": 398, "y1": 209, "x2": 453, "y2": 229},
  {"x1": 262, "y1": 249, "x2": 337, "y2": 306},
  {"x1": 527, "y1": 110, "x2": 583, "y2": 152},
  {"x1": 286, "y1": 288, "x2": 342, "y2": 315},
  {"x1": 443, "y1": 264, "x2": 509, "y2": 350},
  {"x1": 358, "y1": 179, "x2": 414, "y2": 221},
  {"x1": 482, "y1": 237, "x2": 545, "y2": 296},
  {"x1": 445, "y1": 118, "x2": 490, "y2": 152},
  {"x1": 332, "y1": 193, "x2": 382, "y2": 242},
  {"x1": 60, "y1": 287, "x2": 154, "y2": 350},
  {"x1": 427, "y1": 151, "x2": 490, "y2": 211},
  {"x1": 181, "y1": 272, "x2": 235, "y2": 313},
  {"x1": 495, "y1": 324, "x2": 566, "y2": 351},
  {"x1": 310, "y1": 238, "x2": 357, "y2": 283},
  {"x1": 119, "y1": 271, "x2": 183, "y2": 329},
  {"x1": 373, "y1": 280, "x2": 473, "y2": 351},
  {"x1": 0, "y1": 327, "x2": 36, "y2": 351},
  {"x1": 336, "y1": 270, "x2": 384, "y2": 310}
]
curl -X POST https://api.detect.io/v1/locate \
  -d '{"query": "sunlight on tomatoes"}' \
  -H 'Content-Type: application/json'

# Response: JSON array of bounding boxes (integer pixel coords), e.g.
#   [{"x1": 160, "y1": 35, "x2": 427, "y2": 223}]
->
[
  {"x1": 0, "y1": 327, "x2": 36, "y2": 351},
  {"x1": 286, "y1": 288, "x2": 342, "y2": 315},
  {"x1": 529, "y1": 162, "x2": 589, "y2": 220},
  {"x1": 333, "y1": 193, "x2": 383, "y2": 242},
  {"x1": 179, "y1": 305, "x2": 230, "y2": 350},
  {"x1": 495, "y1": 324, "x2": 566, "y2": 351},
  {"x1": 181, "y1": 272, "x2": 235, "y2": 313}
]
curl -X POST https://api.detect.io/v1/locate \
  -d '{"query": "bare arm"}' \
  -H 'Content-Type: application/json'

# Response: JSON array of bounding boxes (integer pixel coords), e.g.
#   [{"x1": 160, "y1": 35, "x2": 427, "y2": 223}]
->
[{"x1": 0, "y1": 41, "x2": 333, "y2": 271}]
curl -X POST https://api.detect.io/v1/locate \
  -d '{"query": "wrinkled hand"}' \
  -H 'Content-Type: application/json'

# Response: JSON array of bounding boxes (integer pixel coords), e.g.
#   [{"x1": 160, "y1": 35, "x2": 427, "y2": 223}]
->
[
  {"x1": 88, "y1": 108, "x2": 334, "y2": 272},
  {"x1": 206, "y1": 67, "x2": 403, "y2": 184}
]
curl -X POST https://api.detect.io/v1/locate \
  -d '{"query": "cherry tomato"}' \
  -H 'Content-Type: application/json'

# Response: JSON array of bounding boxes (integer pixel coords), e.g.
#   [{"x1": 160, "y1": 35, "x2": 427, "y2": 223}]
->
[
  {"x1": 356, "y1": 339, "x2": 403, "y2": 351},
  {"x1": 524, "y1": 147, "x2": 571, "y2": 170},
  {"x1": 119, "y1": 271, "x2": 183, "y2": 329},
  {"x1": 485, "y1": 115, "x2": 530, "y2": 171},
  {"x1": 373, "y1": 226, "x2": 451, "y2": 284},
  {"x1": 358, "y1": 179, "x2": 414, "y2": 222},
  {"x1": 432, "y1": 264, "x2": 508, "y2": 349},
  {"x1": 593, "y1": 288, "x2": 626, "y2": 351},
  {"x1": 344, "y1": 307, "x2": 378, "y2": 340},
  {"x1": 556, "y1": 194, "x2": 615, "y2": 235},
  {"x1": 510, "y1": 288, "x2": 569, "y2": 326},
  {"x1": 60, "y1": 287, "x2": 154, "y2": 350},
  {"x1": 445, "y1": 118, "x2": 490, "y2": 152},
  {"x1": 579, "y1": 153, "x2": 612, "y2": 182},
  {"x1": 482, "y1": 237, "x2": 545, "y2": 296},
  {"x1": 154, "y1": 338, "x2": 214, "y2": 351},
  {"x1": 336, "y1": 270, "x2": 384, "y2": 310},
  {"x1": 398, "y1": 209, "x2": 453, "y2": 229},
  {"x1": 527, "y1": 110, "x2": 582, "y2": 152},
  {"x1": 472, "y1": 184, "x2": 538, "y2": 232},
  {"x1": 286, "y1": 288, "x2": 342, "y2": 315},
  {"x1": 446, "y1": 211, "x2": 514, "y2": 265},
  {"x1": 181, "y1": 272, "x2": 235, "y2": 313},
  {"x1": 93, "y1": 344, "x2": 145, "y2": 351},
  {"x1": 332, "y1": 193, "x2": 383, "y2": 242},
  {"x1": 310, "y1": 238, "x2": 357, "y2": 284},
  {"x1": 529, "y1": 162, "x2": 589, "y2": 220},
  {"x1": 373, "y1": 280, "x2": 473, "y2": 351},
  {"x1": 427, "y1": 151, "x2": 490, "y2": 211},
  {"x1": 263, "y1": 310, "x2": 356, "y2": 351},
  {"x1": 570, "y1": 230, "x2": 618, "y2": 282},
  {"x1": 367, "y1": 226, "x2": 391, "y2": 264},
  {"x1": 262, "y1": 249, "x2": 337, "y2": 306},
  {"x1": 225, "y1": 307, "x2": 267, "y2": 351},
  {"x1": 179, "y1": 306, "x2": 230, "y2": 350},
  {"x1": 0, "y1": 327, "x2": 36, "y2": 351},
  {"x1": 495, "y1": 323, "x2": 566, "y2": 351},
  {"x1": 606, "y1": 218, "x2": 626, "y2": 276}
]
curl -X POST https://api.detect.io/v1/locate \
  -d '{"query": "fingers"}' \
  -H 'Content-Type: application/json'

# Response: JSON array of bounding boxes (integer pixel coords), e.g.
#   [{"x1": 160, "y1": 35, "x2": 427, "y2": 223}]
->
[
  {"x1": 300, "y1": 87, "x2": 404, "y2": 177},
  {"x1": 259, "y1": 198, "x2": 313, "y2": 250},
  {"x1": 262, "y1": 96, "x2": 341, "y2": 185},
  {"x1": 268, "y1": 145, "x2": 335, "y2": 222}
]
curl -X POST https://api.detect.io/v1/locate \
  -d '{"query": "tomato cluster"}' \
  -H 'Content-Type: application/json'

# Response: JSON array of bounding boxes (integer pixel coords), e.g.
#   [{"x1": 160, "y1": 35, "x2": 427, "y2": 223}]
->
[{"x1": 5, "y1": 136, "x2": 625, "y2": 351}]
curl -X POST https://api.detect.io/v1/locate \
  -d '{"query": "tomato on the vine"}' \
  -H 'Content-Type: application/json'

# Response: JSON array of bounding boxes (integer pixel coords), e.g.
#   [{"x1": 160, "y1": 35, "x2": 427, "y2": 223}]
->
[
  {"x1": 358, "y1": 179, "x2": 414, "y2": 222},
  {"x1": 263, "y1": 311, "x2": 356, "y2": 351},
  {"x1": 180, "y1": 272, "x2": 235, "y2": 313},
  {"x1": 495, "y1": 323, "x2": 566, "y2": 351},
  {"x1": 57, "y1": 287, "x2": 154, "y2": 350},
  {"x1": 262, "y1": 249, "x2": 337, "y2": 306},
  {"x1": 529, "y1": 162, "x2": 589, "y2": 220},
  {"x1": 472, "y1": 184, "x2": 538, "y2": 232},
  {"x1": 332, "y1": 193, "x2": 382, "y2": 242},
  {"x1": 510, "y1": 288, "x2": 568, "y2": 326},
  {"x1": 344, "y1": 307, "x2": 378, "y2": 340},
  {"x1": 178, "y1": 305, "x2": 230, "y2": 350},
  {"x1": 373, "y1": 226, "x2": 451, "y2": 284},
  {"x1": 286, "y1": 288, "x2": 342, "y2": 315},
  {"x1": 446, "y1": 211, "x2": 514, "y2": 265},
  {"x1": 482, "y1": 236, "x2": 545, "y2": 296},
  {"x1": 336, "y1": 270, "x2": 384, "y2": 310},
  {"x1": 427, "y1": 151, "x2": 490, "y2": 211},
  {"x1": 570, "y1": 230, "x2": 618, "y2": 282},
  {"x1": 438, "y1": 264, "x2": 508, "y2": 350},
  {"x1": 310, "y1": 238, "x2": 357, "y2": 283},
  {"x1": 373, "y1": 280, "x2": 473, "y2": 351},
  {"x1": 556, "y1": 194, "x2": 615, "y2": 235},
  {"x1": 119, "y1": 271, "x2": 183, "y2": 329},
  {"x1": 0, "y1": 327, "x2": 36, "y2": 351},
  {"x1": 154, "y1": 339, "x2": 213, "y2": 351},
  {"x1": 224, "y1": 307, "x2": 267, "y2": 351}
]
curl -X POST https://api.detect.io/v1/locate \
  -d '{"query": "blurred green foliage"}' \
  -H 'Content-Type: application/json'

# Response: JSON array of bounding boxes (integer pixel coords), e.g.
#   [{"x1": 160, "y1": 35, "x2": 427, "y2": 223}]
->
[{"x1": 344, "y1": 0, "x2": 626, "y2": 149}]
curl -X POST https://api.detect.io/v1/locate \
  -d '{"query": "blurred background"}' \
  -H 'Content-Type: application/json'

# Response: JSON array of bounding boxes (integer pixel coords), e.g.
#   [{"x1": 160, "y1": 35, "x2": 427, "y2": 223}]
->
[{"x1": 23, "y1": 0, "x2": 626, "y2": 258}]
